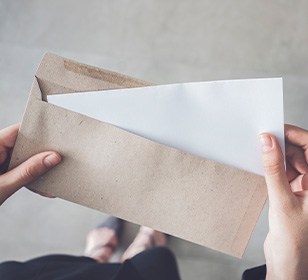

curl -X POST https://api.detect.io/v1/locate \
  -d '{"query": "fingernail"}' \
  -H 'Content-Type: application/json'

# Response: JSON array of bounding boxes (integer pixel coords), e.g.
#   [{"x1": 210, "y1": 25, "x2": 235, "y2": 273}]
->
[
  {"x1": 43, "y1": 153, "x2": 61, "y2": 168},
  {"x1": 259, "y1": 134, "x2": 273, "y2": 152}
]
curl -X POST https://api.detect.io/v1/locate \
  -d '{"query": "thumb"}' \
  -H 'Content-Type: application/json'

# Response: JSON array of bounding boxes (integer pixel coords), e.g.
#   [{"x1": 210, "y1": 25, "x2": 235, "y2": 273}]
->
[
  {"x1": 0, "y1": 152, "x2": 61, "y2": 204},
  {"x1": 259, "y1": 133, "x2": 293, "y2": 207}
]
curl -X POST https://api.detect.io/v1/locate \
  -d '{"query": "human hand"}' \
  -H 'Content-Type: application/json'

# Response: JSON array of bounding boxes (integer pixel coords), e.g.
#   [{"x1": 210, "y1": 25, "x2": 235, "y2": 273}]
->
[
  {"x1": 260, "y1": 124, "x2": 308, "y2": 280},
  {"x1": 0, "y1": 124, "x2": 61, "y2": 206}
]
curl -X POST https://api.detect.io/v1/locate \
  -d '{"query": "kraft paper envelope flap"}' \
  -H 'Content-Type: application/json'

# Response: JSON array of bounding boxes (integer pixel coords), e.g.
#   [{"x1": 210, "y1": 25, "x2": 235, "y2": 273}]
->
[{"x1": 9, "y1": 53, "x2": 267, "y2": 257}]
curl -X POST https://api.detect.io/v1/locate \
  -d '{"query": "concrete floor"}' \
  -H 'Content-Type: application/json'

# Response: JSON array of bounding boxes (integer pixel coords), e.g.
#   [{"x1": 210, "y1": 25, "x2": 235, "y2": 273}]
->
[{"x1": 0, "y1": 0, "x2": 307, "y2": 279}]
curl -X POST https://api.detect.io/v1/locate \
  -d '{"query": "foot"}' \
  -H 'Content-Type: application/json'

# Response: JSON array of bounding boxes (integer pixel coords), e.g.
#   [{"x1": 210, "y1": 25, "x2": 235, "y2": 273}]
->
[
  {"x1": 121, "y1": 226, "x2": 167, "y2": 262},
  {"x1": 84, "y1": 217, "x2": 123, "y2": 263}
]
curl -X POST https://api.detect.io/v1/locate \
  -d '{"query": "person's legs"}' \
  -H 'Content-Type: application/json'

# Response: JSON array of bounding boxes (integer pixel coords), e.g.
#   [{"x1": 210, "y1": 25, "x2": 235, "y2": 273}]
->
[
  {"x1": 242, "y1": 265, "x2": 266, "y2": 280},
  {"x1": 118, "y1": 226, "x2": 181, "y2": 280},
  {"x1": 128, "y1": 247, "x2": 181, "y2": 280},
  {"x1": 121, "y1": 226, "x2": 167, "y2": 262},
  {"x1": 84, "y1": 219, "x2": 181, "y2": 280},
  {"x1": 84, "y1": 216, "x2": 123, "y2": 263}
]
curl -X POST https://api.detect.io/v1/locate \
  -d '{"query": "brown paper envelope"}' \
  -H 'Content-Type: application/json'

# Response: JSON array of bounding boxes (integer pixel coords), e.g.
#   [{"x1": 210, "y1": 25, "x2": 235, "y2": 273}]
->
[{"x1": 9, "y1": 53, "x2": 267, "y2": 257}]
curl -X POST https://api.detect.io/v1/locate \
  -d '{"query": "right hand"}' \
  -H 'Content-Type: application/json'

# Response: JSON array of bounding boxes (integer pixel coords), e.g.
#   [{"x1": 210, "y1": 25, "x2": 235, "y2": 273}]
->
[{"x1": 259, "y1": 124, "x2": 308, "y2": 280}]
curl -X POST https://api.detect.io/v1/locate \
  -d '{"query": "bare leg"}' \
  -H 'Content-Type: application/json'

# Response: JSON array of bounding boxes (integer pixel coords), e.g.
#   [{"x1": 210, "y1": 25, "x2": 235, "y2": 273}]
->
[
  {"x1": 84, "y1": 227, "x2": 118, "y2": 263},
  {"x1": 121, "y1": 226, "x2": 167, "y2": 262}
]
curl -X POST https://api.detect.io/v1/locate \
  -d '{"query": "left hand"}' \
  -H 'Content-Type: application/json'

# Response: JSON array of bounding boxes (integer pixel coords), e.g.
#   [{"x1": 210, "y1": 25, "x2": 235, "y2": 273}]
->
[{"x1": 0, "y1": 124, "x2": 61, "y2": 206}]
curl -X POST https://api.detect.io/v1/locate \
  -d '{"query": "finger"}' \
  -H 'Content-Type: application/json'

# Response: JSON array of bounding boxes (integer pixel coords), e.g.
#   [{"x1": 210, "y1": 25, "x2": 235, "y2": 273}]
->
[
  {"x1": 290, "y1": 175, "x2": 304, "y2": 192},
  {"x1": 0, "y1": 124, "x2": 20, "y2": 148},
  {"x1": 286, "y1": 143, "x2": 308, "y2": 174},
  {"x1": 286, "y1": 159, "x2": 299, "y2": 182},
  {"x1": 293, "y1": 189, "x2": 308, "y2": 200},
  {"x1": 290, "y1": 173, "x2": 308, "y2": 192},
  {"x1": 303, "y1": 173, "x2": 308, "y2": 189},
  {"x1": 285, "y1": 124, "x2": 308, "y2": 150},
  {"x1": 0, "y1": 124, "x2": 20, "y2": 165},
  {"x1": 259, "y1": 133, "x2": 294, "y2": 206},
  {"x1": 0, "y1": 152, "x2": 61, "y2": 204}
]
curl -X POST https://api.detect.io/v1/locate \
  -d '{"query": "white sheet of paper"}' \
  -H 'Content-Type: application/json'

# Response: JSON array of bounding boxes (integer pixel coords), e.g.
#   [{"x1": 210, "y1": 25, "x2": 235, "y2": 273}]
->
[{"x1": 48, "y1": 78, "x2": 284, "y2": 176}]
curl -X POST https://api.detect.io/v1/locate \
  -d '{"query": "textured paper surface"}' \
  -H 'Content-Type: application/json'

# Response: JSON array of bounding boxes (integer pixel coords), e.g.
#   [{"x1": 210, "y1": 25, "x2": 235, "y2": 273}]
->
[
  {"x1": 48, "y1": 78, "x2": 284, "y2": 176},
  {"x1": 9, "y1": 53, "x2": 268, "y2": 257}
]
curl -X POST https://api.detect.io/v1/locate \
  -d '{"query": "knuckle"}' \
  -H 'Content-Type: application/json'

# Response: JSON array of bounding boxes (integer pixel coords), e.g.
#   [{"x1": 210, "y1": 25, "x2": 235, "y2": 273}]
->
[
  {"x1": 21, "y1": 165, "x2": 37, "y2": 181},
  {"x1": 264, "y1": 159, "x2": 283, "y2": 176}
]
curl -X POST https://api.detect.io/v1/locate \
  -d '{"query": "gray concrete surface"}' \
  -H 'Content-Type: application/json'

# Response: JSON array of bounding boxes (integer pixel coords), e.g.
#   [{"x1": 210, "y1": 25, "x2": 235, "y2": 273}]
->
[{"x1": 0, "y1": 0, "x2": 307, "y2": 279}]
